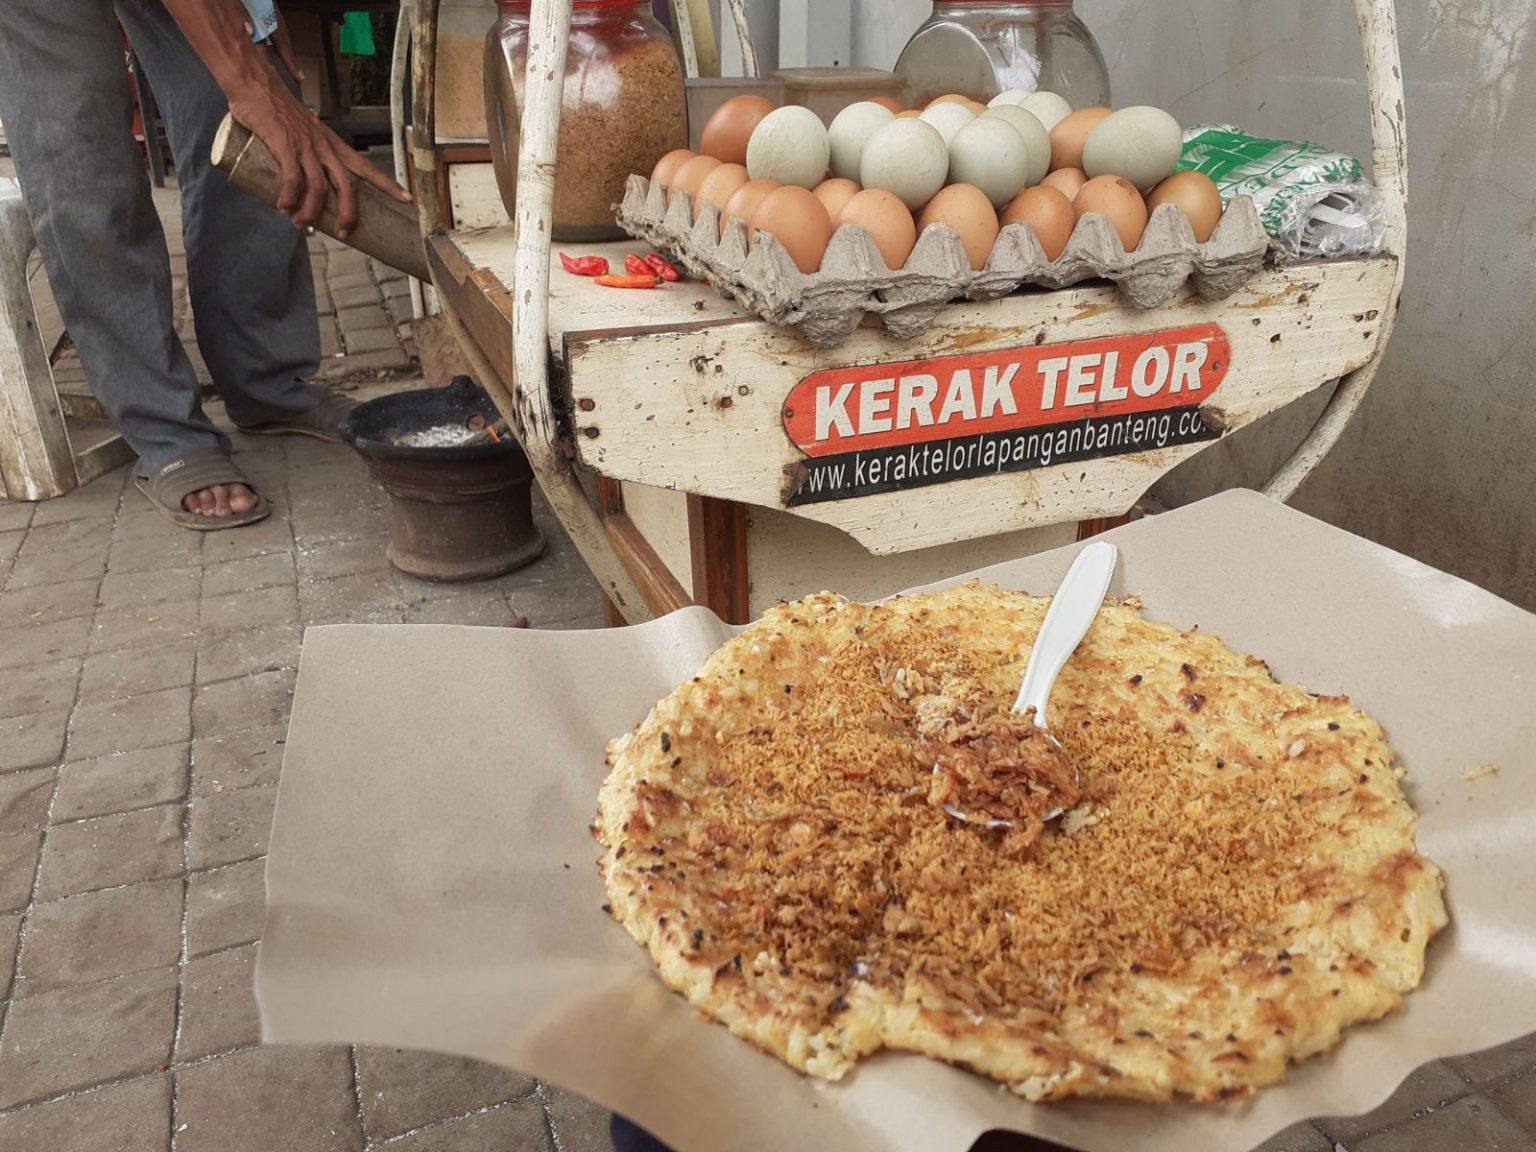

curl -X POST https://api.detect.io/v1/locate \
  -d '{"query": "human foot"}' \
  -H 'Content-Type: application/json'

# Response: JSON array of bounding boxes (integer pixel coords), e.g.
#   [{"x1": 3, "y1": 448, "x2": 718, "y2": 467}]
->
[
  {"x1": 136, "y1": 450, "x2": 271, "y2": 531},
  {"x1": 235, "y1": 387, "x2": 357, "y2": 443},
  {"x1": 182, "y1": 483, "x2": 260, "y2": 519}
]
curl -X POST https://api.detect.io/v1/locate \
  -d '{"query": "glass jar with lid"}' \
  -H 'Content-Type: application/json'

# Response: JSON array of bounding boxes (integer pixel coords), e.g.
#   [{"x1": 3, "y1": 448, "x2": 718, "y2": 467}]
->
[
  {"x1": 894, "y1": 1, "x2": 1110, "y2": 111},
  {"x1": 484, "y1": 0, "x2": 688, "y2": 241}
]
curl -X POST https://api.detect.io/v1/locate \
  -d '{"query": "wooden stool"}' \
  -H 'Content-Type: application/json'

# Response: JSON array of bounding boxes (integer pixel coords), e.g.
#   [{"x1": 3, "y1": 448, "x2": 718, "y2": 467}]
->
[{"x1": 0, "y1": 178, "x2": 132, "y2": 501}]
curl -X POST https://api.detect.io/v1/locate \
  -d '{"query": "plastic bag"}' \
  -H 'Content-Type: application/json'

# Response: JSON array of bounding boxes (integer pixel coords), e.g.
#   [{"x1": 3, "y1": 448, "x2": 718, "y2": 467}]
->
[{"x1": 1177, "y1": 125, "x2": 1385, "y2": 259}]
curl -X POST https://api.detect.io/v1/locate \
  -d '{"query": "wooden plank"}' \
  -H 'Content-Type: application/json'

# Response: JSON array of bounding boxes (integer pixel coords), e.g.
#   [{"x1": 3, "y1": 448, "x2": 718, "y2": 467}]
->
[
  {"x1": 0, "y1": 190, "x2": 77, "y2": 500},
  {"x1": 427, "y1": 238, "x2": 520, "y2": 414},
  {"x1": 560, "y1": 258, "x2": 1396, "y2": 554},
  {"x1": 596, "y1": 476, "x2": 695, "y2": 620},
  {"x1": 619, "y1": 481, "x2": 695, "y2": 599},
  {"x1": 687, "y1": 494, "x2": 749, "y2": 623},
  {"x1": 448, "y1": 229, "x2": 753, "y2": 349},
  {"x1": 69, "y1": 419, "x2": 134, "y2": 486},
  {"x1": 604, "y1": 508, "x2": 693, "y2": 616}
]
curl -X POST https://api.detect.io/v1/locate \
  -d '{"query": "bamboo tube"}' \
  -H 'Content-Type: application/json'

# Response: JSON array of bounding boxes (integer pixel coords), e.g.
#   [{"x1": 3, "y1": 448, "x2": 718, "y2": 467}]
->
[{"x1": 211, "y1": 116, "x2": 431, "y2": 283}]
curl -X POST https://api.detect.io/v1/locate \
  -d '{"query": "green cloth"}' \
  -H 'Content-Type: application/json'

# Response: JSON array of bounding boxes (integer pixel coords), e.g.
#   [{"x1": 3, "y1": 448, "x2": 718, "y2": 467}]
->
[{"x1": 338, "y1": 11, "x2": 375, "y2": 56}]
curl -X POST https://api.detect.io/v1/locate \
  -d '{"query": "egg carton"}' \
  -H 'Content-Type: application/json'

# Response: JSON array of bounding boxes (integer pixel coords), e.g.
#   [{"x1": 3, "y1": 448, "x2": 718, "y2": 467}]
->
[{"x1": 615, "y1": 175, "x2": 1270, "y2": 348}]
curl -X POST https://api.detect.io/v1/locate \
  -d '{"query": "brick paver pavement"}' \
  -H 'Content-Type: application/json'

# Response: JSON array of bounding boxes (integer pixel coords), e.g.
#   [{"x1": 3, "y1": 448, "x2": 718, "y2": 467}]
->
[
  {"x1": 2, "y1": 160, "x2": 1534, "y2": 1152},
  {"x1": 0, "y1": 407, "x2": 618, "y2": 1152}
]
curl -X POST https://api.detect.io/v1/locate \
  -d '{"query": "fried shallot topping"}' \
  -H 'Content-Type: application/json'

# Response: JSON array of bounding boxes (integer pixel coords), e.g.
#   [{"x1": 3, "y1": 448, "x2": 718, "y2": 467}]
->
[{"x1": 921, "y1": 707, "x2": 1083, "y2": 858}]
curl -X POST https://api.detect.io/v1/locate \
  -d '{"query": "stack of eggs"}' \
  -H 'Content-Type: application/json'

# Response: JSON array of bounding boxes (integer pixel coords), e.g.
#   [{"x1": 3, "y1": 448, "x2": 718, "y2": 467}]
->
[{"x1": 648, "y1": 92, "x2": 1225, "y2": 276}]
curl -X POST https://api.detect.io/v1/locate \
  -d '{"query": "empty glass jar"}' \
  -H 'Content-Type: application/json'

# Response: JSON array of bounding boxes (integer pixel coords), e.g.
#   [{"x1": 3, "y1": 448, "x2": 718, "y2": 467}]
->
[
  {"x1": 484, "y1": 0, "x2": 687, "y2": 241},
  {"x1": 894, "y1": 1, "x2": 1111, "y2": 110}
]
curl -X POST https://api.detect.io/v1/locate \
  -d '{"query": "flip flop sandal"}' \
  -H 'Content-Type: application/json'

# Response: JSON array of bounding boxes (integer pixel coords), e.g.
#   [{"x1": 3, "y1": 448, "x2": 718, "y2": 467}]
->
[
  {"x1": 235, "y1": 389, "x2": 357, "y2": 444},
  {"x1": 134, "y1": 449, "x2": 272, "y2": 531}
]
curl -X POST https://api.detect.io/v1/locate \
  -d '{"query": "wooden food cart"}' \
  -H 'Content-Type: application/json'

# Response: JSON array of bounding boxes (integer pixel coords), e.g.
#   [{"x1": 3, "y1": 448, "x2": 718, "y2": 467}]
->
[{"x1": 409, "y1": 0, "x2": 1405, "y2": 626}]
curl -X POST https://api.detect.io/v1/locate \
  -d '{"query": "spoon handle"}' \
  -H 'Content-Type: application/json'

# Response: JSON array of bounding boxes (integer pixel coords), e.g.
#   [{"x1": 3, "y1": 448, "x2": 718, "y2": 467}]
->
[{"x1": 1013, "y1": 541, "x2": 1119, "y2": 725}]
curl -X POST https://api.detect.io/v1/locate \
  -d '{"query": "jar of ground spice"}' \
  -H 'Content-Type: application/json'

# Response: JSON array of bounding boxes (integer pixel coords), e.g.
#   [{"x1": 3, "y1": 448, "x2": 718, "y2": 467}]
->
[{"x1": 485, "y1": 0, "x2": 687, "y2": 241}]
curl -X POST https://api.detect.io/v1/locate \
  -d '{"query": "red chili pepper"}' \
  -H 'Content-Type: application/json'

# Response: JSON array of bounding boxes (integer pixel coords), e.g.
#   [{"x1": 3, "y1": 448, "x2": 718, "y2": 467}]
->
[
  {"x1": 559, "y1": 252, "x2": 609, "y2": 277},
  {"x1": 594, "y1": 274, "x2": 663, "y2": 289},
  {"x1": 644, "y1": 254, "x2": 682, "y2": 281},
  {"x1": 624, "y1": 253, "x2": 652, "y2": 277}
]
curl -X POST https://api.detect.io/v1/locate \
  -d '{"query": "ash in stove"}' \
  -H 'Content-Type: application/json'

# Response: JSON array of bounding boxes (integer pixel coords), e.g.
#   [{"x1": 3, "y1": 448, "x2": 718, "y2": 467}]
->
[{"x1": 394, "y1": 422, "x2": 480, "y2": 448}]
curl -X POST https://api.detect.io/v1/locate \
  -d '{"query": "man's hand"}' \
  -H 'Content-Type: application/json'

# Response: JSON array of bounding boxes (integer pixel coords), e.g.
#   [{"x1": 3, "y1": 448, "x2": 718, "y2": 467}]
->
[
  {"x1": 161, "y1": 0, "x2": 411, "y2": 237},
  {"x1": 227, "y1": 77, "x2": 408, "y2": 236}
]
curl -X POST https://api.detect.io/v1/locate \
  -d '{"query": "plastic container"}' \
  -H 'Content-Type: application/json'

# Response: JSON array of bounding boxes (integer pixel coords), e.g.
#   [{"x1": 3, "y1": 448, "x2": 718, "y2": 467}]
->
[
  {"x1": 894, "y1": 1, "x2": 1110, "y2": 110},
  {"x1": 768, "y1": 67, "x2": 904, "y2": 124},
  {"x1": 484, "y1": 0, "x2": 688, "y2": 241}
]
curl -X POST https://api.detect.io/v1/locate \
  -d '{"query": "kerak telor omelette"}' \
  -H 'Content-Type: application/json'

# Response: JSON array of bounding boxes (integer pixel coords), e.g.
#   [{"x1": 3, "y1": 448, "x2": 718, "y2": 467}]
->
[{"x1": 596, "y1": 584, "x2": 1446, "y2": 1103}]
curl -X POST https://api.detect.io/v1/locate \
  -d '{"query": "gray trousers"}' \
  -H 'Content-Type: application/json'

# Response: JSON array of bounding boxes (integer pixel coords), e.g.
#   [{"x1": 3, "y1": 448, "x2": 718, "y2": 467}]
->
[{"x1": 0, "y1": 0, "x2": 321, "y2": 477}]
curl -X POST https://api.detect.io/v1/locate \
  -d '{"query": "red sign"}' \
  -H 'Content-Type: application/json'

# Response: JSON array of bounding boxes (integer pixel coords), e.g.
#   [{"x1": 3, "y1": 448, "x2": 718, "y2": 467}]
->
[
  {"x1": 780, "y1": 325, "x2": 1231, "y2": 506},
  {"x1": 783, "y1": 325, "x2": 1229, "y2": 457}
]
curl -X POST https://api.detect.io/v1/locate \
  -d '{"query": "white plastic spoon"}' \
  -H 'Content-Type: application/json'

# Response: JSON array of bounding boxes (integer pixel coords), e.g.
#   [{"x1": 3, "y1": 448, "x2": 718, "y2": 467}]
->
[{"x1": 941, "y1": 540, "x2": 1120, "y2": 827}]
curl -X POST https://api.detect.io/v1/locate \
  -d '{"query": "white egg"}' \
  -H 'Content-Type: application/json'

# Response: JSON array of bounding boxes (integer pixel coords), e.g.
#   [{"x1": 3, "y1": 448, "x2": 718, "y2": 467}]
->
[
  {"x1": 1082, "y1": 105, "x2": 1183, "y2": 191},
  {"x1": 948, "y1": 118, "x2": 1030, "y2": 207},
  {"x1": 827, "y1": 101, "x2": 896, "y2": 182},
  {"x1": 745, "y1": 105, "x2": 831, "y2": 190},
  {"x1": 980, "y1": 105, "x2": 1050, "y2": 187},
  {"x1": 1018, "y1": 91, "x2": 1073, "y2": 132},
  {"x1": 860, "y1": 119, "x2": 949, "y2": 211},
  {"x1": 987, "y1": 89, "x2": 1033, "y2": 108},
  {"x1": 918, "y1": 102, "x2": 976, "y2": 144}
]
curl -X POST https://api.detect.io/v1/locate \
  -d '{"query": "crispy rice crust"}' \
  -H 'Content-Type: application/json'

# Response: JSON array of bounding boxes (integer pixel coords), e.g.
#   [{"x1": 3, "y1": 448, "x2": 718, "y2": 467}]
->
[{"x1": 593, "y1": 585, "x2": 1447, "y2": 1102}]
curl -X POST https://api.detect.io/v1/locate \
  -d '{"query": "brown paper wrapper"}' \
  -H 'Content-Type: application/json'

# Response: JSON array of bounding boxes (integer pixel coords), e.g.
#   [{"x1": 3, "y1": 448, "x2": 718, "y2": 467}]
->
[{"x1": 257, "y1": 491, "x2": 1536, "y2": 1151}]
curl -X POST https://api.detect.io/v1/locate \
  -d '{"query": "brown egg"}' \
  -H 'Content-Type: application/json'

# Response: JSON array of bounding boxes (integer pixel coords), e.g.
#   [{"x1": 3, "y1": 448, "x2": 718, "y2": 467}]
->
[
  {"x1": 650, "y1": 149, "x2": 695, "y2": 189},
  {"x1": 963, "y1": 98, "x2": 988, "y2": 116},
  {"x1": 917, "y1": 183, "x2": 999, "y2": 270},
  {"x1": 670, "y1": 155, "x2": 723, "y2": 207},
  {"x1": 752, "y1": 186, "x2": 834, "y2": 273},
  {"x1": 723, "y1": 178, "x2": 780, "y2": 236},
  {"x1": 894, "y1": 109, "x2": 924, "y2": 119},
  {"x1": 999, "y1": 185, "x2": 1076, "y2": 261},
  {"x1": 1040, "y1": 166, "x2": 1088, "y2": 199},
  {"x1": 699, "y1": 96, "x2": 776, "y2": 166},
  {"x1": 1049, "y1": 107, "x2": 1112, "y2": 171},
  {"x1": 926, "y1": 93, "x2": 975, "y2": 109},
  {"x1": 837, "y1": 188, "x2": 917, "y2": 270},
  {"x1": 869, "y1": 96, "x2": 904, "y2": 113},
  {"x1": 813, "y1": 177, "x2": 862, "y2": 221},
  {"x1": 695, "y1": 163, "x2": 751, "y2": 225},
  {"x1": 1074, "y1": 175, "x2": 1150, "y2": 252},
  {"x1": 1146, "y1": 170, "x2": 1223, "y2": 243}
]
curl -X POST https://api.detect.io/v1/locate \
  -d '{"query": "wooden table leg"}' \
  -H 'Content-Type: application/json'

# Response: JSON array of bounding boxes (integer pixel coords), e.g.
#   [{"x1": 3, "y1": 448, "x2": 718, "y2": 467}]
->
[{"x1": 687, "y1": 494, "x2": 749, "y2": 625}]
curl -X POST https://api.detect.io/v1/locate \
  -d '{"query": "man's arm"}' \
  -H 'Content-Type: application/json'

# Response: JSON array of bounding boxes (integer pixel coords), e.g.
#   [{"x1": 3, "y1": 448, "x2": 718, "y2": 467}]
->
[{"x1": 159, "y1": 0, "x2": 410, "y2": 235}]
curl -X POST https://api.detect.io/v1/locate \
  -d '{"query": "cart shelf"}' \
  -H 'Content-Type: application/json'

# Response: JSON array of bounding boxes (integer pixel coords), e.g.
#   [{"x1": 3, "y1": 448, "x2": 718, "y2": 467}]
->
[{"x1": 433, "y1": 230, "x2": 1395, "y2": 554}]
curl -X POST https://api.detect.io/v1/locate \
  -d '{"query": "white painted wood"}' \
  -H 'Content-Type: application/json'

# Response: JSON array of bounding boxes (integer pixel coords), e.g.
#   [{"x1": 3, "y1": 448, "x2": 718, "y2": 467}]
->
[
  {"x1": 390, "y1": 0, "x2": 427, "y2": 321},
  {"x1": 723, "y1": 0, "x2": 759, "y2": 77},
  {"x1": 561, "y1": 258, "x2": 1396, "y2": 554},
  {"x1": 1263, "y1": 0, "x2": 1406, "y2": 502},
  {"x1": 501, "y1": 0, "x2": 659, "y2": 622},
  {"x1": 0, "y1": 180, "x2": 77, "y2": 501},
  {"x1": 670, "y1": 0, "x2": 700, "y2": 79},
  {"x1": 454, "y1": 232, "x2": 751, "y2": 344},
  {"x1": 446, "y1": 163, "x2": 511, "y2": 229}
]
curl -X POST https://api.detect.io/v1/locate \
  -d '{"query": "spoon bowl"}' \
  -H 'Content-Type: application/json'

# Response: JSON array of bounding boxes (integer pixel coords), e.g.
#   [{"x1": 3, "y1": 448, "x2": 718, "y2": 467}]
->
[{"x1": 940, "y1": 540, "x2": 1119, "y2": 828}]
